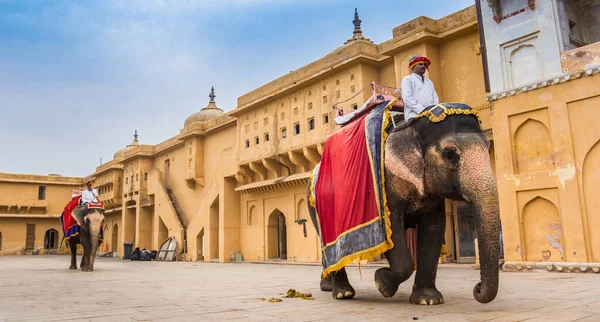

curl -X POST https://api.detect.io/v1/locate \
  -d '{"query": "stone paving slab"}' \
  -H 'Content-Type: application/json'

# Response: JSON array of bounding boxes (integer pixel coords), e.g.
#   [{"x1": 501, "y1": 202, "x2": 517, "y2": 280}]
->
[{"x1": 0, "y1": 256, "x2": 599, "y2": 322}]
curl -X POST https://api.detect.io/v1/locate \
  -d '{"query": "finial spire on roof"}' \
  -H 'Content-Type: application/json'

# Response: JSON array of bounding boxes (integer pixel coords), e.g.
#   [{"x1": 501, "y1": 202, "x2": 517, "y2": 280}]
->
[
  {"x1": 126, "y1": 130, "x2": 140, "y2": 148},
  {"x1": 201, "y1": 86, "x2": 223, "y2": 112},
  {"x1": 209, "y1": 86, "x2": 216, "y2": 102},
  {"x1": 353, "y1": 8, "x2": 361, "y2": 33},
  {"x1": 345, "y1": 8, "x2": 372, "y2": 44}
]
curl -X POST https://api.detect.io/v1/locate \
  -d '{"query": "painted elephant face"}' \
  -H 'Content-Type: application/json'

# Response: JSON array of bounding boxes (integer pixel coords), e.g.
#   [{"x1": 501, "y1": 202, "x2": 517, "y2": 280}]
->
[
  {"x1": 84, "y1": 209, "x2": 105, "y2": 235},
  {"x1": 424, "y1": 132, "x2": 490, "y2": 199}
]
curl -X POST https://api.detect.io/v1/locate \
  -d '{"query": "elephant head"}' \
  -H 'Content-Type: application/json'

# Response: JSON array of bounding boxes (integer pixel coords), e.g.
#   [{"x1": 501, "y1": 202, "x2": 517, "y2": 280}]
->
[
  {"x1": 80, "y1": 207, "x2": 105, "y2": 269},
  {"x1": 387, "y1": 110, "x2": 500, "y2": 304}
]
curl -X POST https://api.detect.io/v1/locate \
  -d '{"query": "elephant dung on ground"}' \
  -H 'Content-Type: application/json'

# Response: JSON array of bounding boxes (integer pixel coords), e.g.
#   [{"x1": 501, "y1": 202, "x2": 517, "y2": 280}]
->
[{"x1": 308, "y1": 106, "x2": 500, "y2": 305}]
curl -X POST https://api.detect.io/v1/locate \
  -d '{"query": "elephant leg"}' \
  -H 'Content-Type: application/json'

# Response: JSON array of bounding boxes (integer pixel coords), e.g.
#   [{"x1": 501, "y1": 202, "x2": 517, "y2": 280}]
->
[
  {"x1": 375, "y1": 203, "x2": 414, "y2": 298},
  {"x1": 306, "y1": 190, "x2": 333, "y2": 293},
  {"x1": 69, "y1": 241, "x2": 77, "y2": 269},
  {"x1": 320, "y1": 274, "x2": 332, "y2": 292},
  {"x1": 410, "y1": 202, "x2": 446, "y2": 305},
  {"x1": 79, "y1": 233, "x2": 91, "y2": 271},
  {"x1": 331, "y1": 268, "x2": 355, "y2": 300}
]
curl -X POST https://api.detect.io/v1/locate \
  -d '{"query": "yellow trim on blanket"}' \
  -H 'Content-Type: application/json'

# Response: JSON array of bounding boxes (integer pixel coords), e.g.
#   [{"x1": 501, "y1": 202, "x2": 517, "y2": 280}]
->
[
  {"x1": 309, "y1": 170, "x2": 316, "y2": 208},
  {"x1": 322, "y1": 99, "x2": 397, "y2": 278},
  {"x1": 321, "y1": 239, "x2": 392, "y2": 278},
  {"x1": 322, "y1": 215, "x2": 382, "y2": 248},
  {"x1": 414, "y1": 104, "x2": 482, "y2": 124}
]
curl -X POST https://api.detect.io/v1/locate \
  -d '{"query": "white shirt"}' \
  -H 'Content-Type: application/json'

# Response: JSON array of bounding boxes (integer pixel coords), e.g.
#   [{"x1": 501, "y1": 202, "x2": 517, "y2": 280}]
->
[
  {"x1": 401, "y1": 73, "x2": 439, "y2": 120},
  {"x1": 81, "y1": 189, "x2": 99, "y2": 204}
]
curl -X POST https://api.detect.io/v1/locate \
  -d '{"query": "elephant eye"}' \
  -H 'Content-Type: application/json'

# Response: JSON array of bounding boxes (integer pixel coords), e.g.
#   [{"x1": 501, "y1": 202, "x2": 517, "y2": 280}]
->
[{"x1": 442, "y1": 147, "x2": 460, "y2": 165}]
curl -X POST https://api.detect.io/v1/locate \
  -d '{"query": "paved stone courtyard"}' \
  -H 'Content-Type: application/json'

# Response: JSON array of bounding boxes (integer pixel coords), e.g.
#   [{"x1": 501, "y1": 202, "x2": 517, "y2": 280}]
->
[{"x1": 0, "y1": 256, "x2": 599, "y2": 322}]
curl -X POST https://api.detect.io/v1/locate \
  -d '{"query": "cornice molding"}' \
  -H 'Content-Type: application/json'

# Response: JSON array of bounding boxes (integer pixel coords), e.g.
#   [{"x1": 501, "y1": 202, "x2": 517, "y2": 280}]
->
[{"x1": 486, "y1": 64, "x2": 600, "y2": 102}]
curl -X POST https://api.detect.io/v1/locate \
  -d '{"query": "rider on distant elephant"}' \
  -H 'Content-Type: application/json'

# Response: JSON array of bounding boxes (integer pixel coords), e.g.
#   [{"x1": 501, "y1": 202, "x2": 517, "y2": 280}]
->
[{"x1": 72, "y1": 180, "x2": 98, "y2": 225}]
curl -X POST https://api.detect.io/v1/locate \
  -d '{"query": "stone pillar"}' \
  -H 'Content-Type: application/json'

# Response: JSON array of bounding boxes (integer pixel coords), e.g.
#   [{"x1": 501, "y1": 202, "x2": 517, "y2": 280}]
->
[{"x1": 220, "y1": 177, "x2": 241, "y2": 263}]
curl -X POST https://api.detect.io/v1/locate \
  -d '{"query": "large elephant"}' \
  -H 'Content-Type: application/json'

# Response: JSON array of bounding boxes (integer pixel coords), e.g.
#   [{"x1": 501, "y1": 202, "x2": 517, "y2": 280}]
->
[
  {"x1": 308, "y1": 106, "x2": 500, "y2": 304},
  {"x1": 68, "y1": 205, "x2": 105, "y2": 272}
]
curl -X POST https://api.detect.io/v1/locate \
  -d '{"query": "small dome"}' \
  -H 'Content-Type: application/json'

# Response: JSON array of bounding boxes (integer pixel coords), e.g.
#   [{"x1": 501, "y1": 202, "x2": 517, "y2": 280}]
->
[
  {"x1": 184, "y1": 86, "x2": 224, "y2": 127},
  {"x1": 114, "y1": 131, "x2": 140, "y2": 159}
]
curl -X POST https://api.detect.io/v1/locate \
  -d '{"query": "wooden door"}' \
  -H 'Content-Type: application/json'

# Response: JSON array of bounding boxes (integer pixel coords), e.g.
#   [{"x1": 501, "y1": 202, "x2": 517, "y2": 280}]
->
[{"x1": 26, "y1": 224, "x2": 35, "y2": 250}]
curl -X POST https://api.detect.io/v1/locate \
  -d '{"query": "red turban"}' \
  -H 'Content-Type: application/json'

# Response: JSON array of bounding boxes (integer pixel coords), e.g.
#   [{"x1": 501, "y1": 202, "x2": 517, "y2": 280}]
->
[{"x1": 408, "y1": 55, "x2": 431, "y2": 70}]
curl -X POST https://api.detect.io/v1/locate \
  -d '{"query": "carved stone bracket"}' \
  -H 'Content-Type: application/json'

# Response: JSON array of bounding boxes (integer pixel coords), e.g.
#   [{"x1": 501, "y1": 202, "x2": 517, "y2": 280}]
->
[
  {"x1": 302, "y1": 147, "x2": 321, "y2": 167},
  {"x1": 236, "y1": 165, "x2": 252, "y2": 184},
  {"x1": 317, "y1": 143, "x2": 324, "y2": 156},
  {"x1": 249, "y1": 161, "x2": 267, "y2": 182},
  {"x1": 288, "y1": 151, "x2": 309, "y2": 173},
  {"x1": 277, "y1": 154, "x2": 295, "y2": 176},
  {"x1": 262, "y1": 158, "x2": 281, "y2": 178}
]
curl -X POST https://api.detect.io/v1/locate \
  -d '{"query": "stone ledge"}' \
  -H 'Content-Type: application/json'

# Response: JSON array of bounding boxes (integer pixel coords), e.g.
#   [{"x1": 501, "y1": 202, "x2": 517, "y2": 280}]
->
[
  {"x1": 502, "y1": 261, "x2": 600, "y2": 273},
  {"x1": 486, "y1": 64, "x2": 600, "y2": 102}
]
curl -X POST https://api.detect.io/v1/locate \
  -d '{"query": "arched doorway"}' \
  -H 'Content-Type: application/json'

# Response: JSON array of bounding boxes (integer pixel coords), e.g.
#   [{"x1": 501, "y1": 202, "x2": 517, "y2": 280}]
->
[
  {"x1": 267, "y1": 209, "x2": 287, "y2": 260},
  {"x1": 112, "y1": 224, "x2": 119, "y2": 252},
  {"x1": 44, "y1": 229, "x2": 59, "y2": 249}
]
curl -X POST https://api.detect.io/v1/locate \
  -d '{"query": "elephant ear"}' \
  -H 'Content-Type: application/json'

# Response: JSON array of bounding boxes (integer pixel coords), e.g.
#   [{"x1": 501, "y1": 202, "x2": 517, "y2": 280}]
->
[{"x1": 384, "y1": 127, "x2": 425, "y2": 199}]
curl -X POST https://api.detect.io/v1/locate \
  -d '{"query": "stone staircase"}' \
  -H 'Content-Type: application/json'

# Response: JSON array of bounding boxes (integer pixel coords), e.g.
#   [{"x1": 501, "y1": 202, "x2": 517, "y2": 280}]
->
[{"x1": 165, "y1": 187, "x2": 188, "y2": 254}]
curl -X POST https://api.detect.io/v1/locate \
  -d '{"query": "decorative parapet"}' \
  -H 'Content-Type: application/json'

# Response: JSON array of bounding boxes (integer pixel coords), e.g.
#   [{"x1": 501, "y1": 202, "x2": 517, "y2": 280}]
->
[
  {"x1": 123, "y1": 145, "x2": 154, "y2": 160},
  {"x1": 0, "y1": 214, "x2": 61, "y2": 219},
  {"x1": 503, "y1": 261, "x2": 600, "y2": 273},
  {"x1": 386, "y1": 5, "x2": 477, "y2": 46},
  {"x1": 379, "y1": 6, "x2": 477, "y2": 57},
  {"x1": 0, "y1": 172, "x2": 82, "y2": 185},
  {"x1": 95, "y1": 159, "x2": 123, "y2": 174},
  {"x1": 234, "y1": 40, "x2": 381, "y2": 114},
  {"x1": 486, "y1": 64, "x2": 600, "y2": 102},
  {"x1": 179, "y1": 115, "x2": 236, "y2": 139},
  {"x1": 153, "y1": 136, "x2": 184, "y2": 155}
]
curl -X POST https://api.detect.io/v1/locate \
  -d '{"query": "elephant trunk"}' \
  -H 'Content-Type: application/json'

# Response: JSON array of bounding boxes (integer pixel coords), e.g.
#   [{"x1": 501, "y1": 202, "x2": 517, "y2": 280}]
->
[
  {"x1": 458, "y1": 146, "x2": 500, "y2": 304},
  {"x1": 88, "y1": 211, "x2": 104, "y2": 269}
]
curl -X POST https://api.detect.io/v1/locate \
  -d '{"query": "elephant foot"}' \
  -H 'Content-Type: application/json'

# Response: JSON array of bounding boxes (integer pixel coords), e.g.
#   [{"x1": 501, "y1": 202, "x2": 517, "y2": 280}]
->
[
  {"x1": 332, "y1": 277, "x2": 355, "y2": 300},
  {"x1": 320, "y1": 275, "x2": 332, "y2": 292},
  {"x1": 81, "y1": 267, "x2": 94, "y2": 272},
  {"x1": 374, "y1": 267, "x2": 401, "y2": 298},
  {"x1": 409, "y1": 287, "x2": 444, "y2": 305},
  {"x1": 332, "y1": 284, "x2": 355, "y2": 300},
  {"x1": 69, "y1": 265, "x2": 77, "y2": 270}
]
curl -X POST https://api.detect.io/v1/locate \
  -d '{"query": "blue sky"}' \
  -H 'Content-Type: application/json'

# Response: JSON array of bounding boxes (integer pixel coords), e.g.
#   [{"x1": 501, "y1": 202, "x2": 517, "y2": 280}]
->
[{"x1": 0, "y1": 0, "x2": 475, "y2": 177}]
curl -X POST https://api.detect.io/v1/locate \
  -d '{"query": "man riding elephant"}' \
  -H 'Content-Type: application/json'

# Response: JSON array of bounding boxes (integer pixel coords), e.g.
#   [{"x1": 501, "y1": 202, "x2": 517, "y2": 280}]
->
[
  {"x1": 71, "y1": 180, "x2": 98, "y2": 225},
  {"x1": 401, "y1": 55, "x2": 440, "y2": 121}
]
